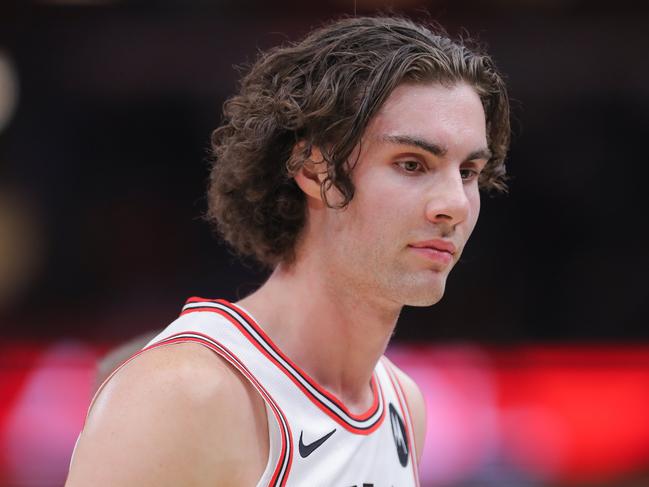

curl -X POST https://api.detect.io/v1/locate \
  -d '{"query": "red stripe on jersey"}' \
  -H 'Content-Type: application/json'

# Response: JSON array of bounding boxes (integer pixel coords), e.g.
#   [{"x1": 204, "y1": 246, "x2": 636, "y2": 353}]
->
[
  {"x1": 384, "y1": 361, "x2": 421, "y2": 487},
  {"x1": 184, "y1": 298, "x2": 382, "y2": 420},
  {"x1": 182, "y1": 298, "x2": 386, "y2": 435}
]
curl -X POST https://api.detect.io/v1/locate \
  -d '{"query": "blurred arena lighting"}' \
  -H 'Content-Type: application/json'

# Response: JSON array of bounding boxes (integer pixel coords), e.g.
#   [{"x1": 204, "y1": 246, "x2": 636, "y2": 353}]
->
[
  {"x1": 0, "y1": 50, "x2": 18, "y2": 135},
  {"x1": 0, "y1": 342, "x2": 98, "y2": 487},
  {"x1": 388, "y1": 345, "x2": 649, "y2": 486},
  {"x1": 2, "y1": 342, "x2": 647, "y2": 486},
  {"x1": 0, "y1": 188, "x2": 44, "y2": 311}
]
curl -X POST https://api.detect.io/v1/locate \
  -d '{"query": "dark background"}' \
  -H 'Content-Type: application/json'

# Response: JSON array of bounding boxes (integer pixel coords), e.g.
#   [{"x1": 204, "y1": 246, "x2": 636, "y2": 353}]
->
[{"x1": 0, "y1": 0, "x2": 647, "y2": 344}]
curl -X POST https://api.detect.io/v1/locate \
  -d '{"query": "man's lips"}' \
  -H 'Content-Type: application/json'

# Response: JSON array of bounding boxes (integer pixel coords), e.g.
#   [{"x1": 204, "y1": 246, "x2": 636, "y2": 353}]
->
[
  {"x1": 409, "y1": 239, "x2": 457, "y2": 255},
  {"x1": 408, "y1": 239, "x2": 457, "y2": 265}
]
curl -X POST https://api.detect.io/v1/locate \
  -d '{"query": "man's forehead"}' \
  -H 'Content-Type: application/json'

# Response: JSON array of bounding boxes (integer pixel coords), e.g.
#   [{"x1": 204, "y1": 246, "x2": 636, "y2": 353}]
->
[
  {"x1": 378, "y1": 81, "x2": 481, "y2": 108},
  {"x1": 362, "y1": 83, "x2": 488, "y2": 153}
]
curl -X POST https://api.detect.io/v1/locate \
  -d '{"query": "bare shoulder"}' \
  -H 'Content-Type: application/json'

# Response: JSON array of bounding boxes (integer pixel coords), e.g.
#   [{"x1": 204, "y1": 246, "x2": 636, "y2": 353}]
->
[
  {"x1": 66, "y1": 342, "x2": 268, "y2": 487},
  {"x1": 384, "y1": 357, "x2": 427, "y2": 463}
]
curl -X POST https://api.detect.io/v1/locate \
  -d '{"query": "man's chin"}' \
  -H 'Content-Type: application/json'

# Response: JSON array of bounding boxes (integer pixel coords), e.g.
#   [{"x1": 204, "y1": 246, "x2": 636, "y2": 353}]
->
[
  {"x1": 388, "y1": 269, "x2": 448, "y2": 306},
  {"x1": 402, "y1": 283, "x2": 446, "y2": 307},
  {"x1": 405, "y1": 293, "x2": 444, "y2": 307}
]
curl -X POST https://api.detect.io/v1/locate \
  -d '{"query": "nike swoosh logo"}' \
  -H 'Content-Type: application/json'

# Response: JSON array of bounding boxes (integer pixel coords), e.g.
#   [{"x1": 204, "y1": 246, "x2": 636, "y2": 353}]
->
[{"x1": 298, "y1": 429, "x2": 336, "y2": 458}]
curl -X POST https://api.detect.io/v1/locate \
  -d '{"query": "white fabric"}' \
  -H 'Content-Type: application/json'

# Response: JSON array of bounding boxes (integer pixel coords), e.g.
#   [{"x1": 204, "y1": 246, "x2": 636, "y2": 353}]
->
[{"x1": 141, "y1": 299, "x2": 420, "y2": 487}]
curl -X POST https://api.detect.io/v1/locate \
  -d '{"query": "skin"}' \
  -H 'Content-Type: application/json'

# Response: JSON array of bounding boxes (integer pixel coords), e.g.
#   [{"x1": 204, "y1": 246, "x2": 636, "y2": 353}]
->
[{"x1": 66, "y1": 81, "x2": 488, "y2": 486}]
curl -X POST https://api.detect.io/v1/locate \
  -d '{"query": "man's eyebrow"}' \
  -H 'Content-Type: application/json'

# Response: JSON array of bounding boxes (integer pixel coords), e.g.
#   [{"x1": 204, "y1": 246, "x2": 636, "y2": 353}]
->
[
  {"x1": 382, "y1": 135, "x2": 447, "y2": 157},
  {"x1": 381, "y1": 134, "x2": 492, "y2": 161},
  {"x1": 465, "y1": 148, "x2": 493, "y2": 162}
]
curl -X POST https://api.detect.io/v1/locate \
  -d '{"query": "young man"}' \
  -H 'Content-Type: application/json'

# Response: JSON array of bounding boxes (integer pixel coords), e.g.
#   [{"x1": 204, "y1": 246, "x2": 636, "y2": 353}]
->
[{"x1": 66, "y1": 16, "x2": 510, "y2": 486}]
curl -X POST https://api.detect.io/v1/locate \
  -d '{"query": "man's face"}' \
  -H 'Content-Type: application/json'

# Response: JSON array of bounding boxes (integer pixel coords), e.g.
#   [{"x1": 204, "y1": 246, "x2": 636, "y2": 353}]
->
[{"x1": 319, "y1": 82, "x2": 489, "y2": 308}]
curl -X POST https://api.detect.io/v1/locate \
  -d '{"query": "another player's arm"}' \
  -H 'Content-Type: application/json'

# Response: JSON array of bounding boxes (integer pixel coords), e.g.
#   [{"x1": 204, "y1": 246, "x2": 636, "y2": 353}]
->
[
  {"x1": 66, "y1": 342, "x2": 268, "y2": 487},
  {"x1": 389, "y1": 362, "x2": 427, "y2": 465}
]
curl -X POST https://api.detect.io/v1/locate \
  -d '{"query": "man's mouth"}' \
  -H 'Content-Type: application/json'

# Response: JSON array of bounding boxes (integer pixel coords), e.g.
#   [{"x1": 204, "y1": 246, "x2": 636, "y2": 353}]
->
[{"x1": 408, "y1": 239, "x2": 456, "y2": 265}]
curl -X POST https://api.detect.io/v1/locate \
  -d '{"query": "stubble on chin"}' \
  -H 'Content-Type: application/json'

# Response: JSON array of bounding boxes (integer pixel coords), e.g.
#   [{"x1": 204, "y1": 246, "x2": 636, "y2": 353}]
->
[
  {"x1": 399, "y1": 274, "x2": 448, "y2": 307},
  {"x1": 379, "y1": 257, "x2": 450, "y2": 308}
]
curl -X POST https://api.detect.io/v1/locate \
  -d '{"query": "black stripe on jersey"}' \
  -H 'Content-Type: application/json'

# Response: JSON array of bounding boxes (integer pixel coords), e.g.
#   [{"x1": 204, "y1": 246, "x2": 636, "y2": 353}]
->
[
  {"x1": 151, "y1": 332, "x2": 292, "y2": 486},
  {"x1": 184, "y1": 300, "x2": 385, "y2": 431},
  {"x1": 181, "y1": 299, "x2": 385, "y2": 433}
]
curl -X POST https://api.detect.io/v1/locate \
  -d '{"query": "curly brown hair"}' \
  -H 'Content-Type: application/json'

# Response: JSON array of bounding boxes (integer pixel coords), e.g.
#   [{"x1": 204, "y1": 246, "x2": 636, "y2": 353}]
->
[{"x1": 208, "y1": 15, "x2": 510, "y2": 268}]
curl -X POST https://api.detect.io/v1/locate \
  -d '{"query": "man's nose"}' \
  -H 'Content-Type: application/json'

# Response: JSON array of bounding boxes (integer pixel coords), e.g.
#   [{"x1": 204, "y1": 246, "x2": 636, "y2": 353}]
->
[{"x1": 424, "y1": 170, "x2": 470, "y2": 226}]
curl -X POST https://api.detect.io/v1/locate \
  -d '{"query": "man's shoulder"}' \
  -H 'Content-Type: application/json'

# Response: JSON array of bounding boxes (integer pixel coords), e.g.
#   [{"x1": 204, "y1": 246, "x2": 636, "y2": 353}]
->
[
  {"x1": 67, "y1": 342, "x2": 268, "y2": 486},
  {"x1": 95, "y1": 342, "x2": 266, "y2": 438},
  {"x1": 101, "y1": 341, "x2": 248, "y2": 404}
]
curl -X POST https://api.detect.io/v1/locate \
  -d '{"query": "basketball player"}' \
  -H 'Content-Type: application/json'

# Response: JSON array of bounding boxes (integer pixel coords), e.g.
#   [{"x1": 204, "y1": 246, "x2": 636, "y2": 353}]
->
[{"x1": 66, "y1": 16, "x2": 510, "y2": 486}]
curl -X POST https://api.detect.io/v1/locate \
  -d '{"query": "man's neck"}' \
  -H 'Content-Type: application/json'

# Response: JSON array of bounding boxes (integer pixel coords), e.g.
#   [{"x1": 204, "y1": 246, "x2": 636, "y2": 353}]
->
[{"x1": 236, "y1": 258, "x2": 401, "y2": 414}]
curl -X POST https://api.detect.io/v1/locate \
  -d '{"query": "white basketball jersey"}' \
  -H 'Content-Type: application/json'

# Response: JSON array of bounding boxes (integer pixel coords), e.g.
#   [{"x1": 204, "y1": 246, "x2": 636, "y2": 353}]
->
[{"x1": 98, "y1": 298, "x2": 421, "y2": 487}]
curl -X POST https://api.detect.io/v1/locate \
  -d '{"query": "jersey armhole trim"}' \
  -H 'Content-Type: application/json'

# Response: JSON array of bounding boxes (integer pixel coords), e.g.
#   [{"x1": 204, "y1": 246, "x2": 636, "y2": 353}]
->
[
  {"x1": 383, "y1": 358, "x2": 421, "y2": 487},
  {"x1": 83, "y1": 331, "x2": 294, "y2": 487},
  {"x1": 149, "y1": 332, "x2": 293, "y2": 487}
]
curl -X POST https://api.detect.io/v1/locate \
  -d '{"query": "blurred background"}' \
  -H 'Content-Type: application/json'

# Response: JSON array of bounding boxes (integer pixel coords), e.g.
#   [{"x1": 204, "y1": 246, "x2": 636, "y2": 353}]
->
[{"x1": 0, "y1": 0, "x2": 648, "y2": 486}]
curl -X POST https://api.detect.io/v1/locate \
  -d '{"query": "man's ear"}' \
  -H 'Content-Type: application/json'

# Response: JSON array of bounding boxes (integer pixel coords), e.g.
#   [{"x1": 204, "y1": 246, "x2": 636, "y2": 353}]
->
[{"x1": 293, "y1": 145, "x2": 327, "y2": 202}]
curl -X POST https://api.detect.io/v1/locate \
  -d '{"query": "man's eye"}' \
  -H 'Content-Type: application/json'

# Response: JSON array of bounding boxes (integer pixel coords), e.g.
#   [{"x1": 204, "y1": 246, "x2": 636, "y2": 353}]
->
[
  {"x1": 460, "y1": 168, "x2": 480, "y2": 181},
  {"x1": 398, "y1": 160, "x2": 423, "y2": 173}
]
